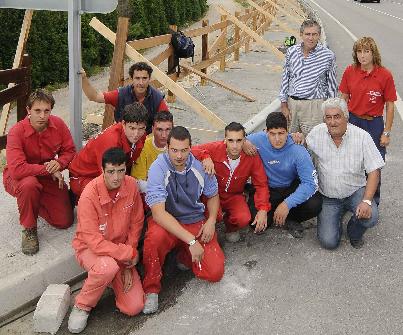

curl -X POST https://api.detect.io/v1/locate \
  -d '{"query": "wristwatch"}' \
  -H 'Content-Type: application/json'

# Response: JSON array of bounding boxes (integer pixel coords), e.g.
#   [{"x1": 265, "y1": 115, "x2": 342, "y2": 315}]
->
[
  {"x1": 188, "y1": 238, "x2": 197, "y2": 246},
  {"x1": 383, "y1": 131, "x2": 391, "y2": 137},
  {"x1": 362, "y1": 199, "x2": 372, "y2": 206}
]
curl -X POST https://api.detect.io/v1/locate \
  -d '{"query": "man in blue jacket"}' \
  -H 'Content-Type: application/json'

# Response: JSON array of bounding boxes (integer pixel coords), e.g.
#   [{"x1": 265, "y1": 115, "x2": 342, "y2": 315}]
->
[
  {"x1": 142, "y1": 126, "x2": 225, "y2": 314},
  {"x1": 244, "y1": 112, "x2": 322, "y2": 238}
]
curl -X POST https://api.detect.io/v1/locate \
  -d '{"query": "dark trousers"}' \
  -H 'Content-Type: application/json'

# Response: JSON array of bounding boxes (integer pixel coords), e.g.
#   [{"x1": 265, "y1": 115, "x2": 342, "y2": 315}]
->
[
  {"x1": 247, "y1": 180, "x2": 322, "y2": 226},
  {"x1": 349, "y1": 113, "x2": 384, "y2": 205}
]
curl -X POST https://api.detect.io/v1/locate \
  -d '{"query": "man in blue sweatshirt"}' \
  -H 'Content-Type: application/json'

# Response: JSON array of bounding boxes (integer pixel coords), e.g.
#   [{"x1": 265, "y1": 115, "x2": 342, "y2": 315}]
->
[
  {"x1": 142, "y1": 126, "x2": 225, "y2": 314},
  {"x1": 244, "y1": 112, "x2": 322, "y2": 238}
]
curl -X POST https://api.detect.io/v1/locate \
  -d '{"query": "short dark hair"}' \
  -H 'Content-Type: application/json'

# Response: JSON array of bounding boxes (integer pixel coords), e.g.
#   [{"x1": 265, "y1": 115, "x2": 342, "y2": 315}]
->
[
  {"x1": 102, "y1": 147, "x2": 126, "y2": 169},
  {"x1": 129, "y1": 62, "x2": 153, "y2": 78},
  {"x1": 265, "y1": 112, "x2": 288, "y2": 131},
  {"x1": 300, "y1": 19, "x2": 321, "y2": 35},
  {"x1": 225, "y1": 122, "x2": 246, "y2": 137},
  {"x1": 167, "y1": 126, "x2": 192, "y2": 147},
  {"x1": 154, "y1": 111, "x2": 173, "y2": 125},
  {"x1": 27, "y1": 89, "x2": 55, "y2": 109},
  {"x1": 122, "y1": 102, "x2": 148, "y2": 124}
]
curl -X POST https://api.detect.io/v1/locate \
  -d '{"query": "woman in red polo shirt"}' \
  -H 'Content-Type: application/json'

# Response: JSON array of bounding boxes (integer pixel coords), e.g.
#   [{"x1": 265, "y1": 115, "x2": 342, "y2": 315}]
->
[{"x1": 339, "y1": 36, "x2": 397, "y2": 204}]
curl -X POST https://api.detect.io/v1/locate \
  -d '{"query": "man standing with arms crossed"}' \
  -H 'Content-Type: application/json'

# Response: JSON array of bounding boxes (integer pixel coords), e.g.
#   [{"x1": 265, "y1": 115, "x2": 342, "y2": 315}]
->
[
  {"x1": 279, "y1": 19, "x2": 337, "y2": 136},
  {"x1": 192, "y1": 122, "x2": 270, "y2": 242}
]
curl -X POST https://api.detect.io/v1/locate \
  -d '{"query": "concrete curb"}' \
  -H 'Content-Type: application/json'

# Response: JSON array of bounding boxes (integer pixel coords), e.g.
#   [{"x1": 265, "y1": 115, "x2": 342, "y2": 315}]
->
[{"x1": 0, "y1": 239, "x2": 83, "y2": 322}]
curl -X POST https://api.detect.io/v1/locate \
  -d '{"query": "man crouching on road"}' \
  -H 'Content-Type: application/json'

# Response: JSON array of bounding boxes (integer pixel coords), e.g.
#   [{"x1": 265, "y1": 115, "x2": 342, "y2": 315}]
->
[
  {"x1": 306, "y1": 98, "x2": 384, "y2": 249},
  {"x1": 192, "y1": 122, "x2": 270, "y2": 243},
  {"x1": 244, "y1": 112, "x2": 322, "y2": 238},
  {"x1": 68, "y1": 148, "x2": 145, "y2": 334},
  {"x1": 142, "y1": 126, "x2": 224, "y2": 314}
]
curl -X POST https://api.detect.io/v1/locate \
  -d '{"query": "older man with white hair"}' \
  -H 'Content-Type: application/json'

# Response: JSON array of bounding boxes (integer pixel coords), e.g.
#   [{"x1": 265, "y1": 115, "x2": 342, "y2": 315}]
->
[{"x1": 306, "y1": 98, "x2": 384, "y2": 249}]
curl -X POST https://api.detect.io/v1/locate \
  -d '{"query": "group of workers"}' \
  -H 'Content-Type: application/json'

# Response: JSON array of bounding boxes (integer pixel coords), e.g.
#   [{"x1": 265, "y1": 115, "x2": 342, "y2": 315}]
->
[{"x1": 2, "y1": 18, "x2": 396, "y2": 334}]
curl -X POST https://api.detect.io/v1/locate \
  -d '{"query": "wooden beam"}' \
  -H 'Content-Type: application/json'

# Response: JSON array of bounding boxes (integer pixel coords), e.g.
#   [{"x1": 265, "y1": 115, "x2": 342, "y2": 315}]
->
[
  {"x1": 0, "y1": 135, "x2": 6, "y2": 150},
  {"x1": 0, "y1": 83, "x2": 28, "y2": 106},
  {"x1": 246, "y1": 0, "x2": 298, "y2": 36},
  {"x1": 0, "y1": 67, "x2": 29, "y2": 85},
  {"x1": 0, "y1": 9, "x2": 33, "y2": 136},
  {"x1": 215, "y1": 5, "x2": 284, "y2": 61},
  {"x1": 150, "y1": 46, "x2": 173, "y2": 66},
  {"x1": 209, "y1": 29, "x2": 226, "y2": 56},
  {"x1": 127, "y1": 21, "x2": 231, "y2": 50},
  {"x1": 16, "y1": 55, "x2": 31, "y2": 122},
  {"x1": 234, "y1": 11, "x2": 241, "y2": 61},
  {"x1": 103, "y1": 16, "x2": 130, "y2": 129},
  {"x1": 194, "y1": 37, "x2": 248, "y2": 72},
  {"x1": 89, "y1": 17, "x2": 226, "y2": 130},
  {"x1": 181, "y1": 64, "x2": 255, "y2": 102},
  {"x1": 201, "y1": 19, "x2": 209, "y2": 86},
  {"x1": 219, "y1": 15, "x2": 227, "y2": 71},
  {"x1": 167, "y1": 24, "x2": 177, "y2": 103},
  {"x1": 263, "y1": 0, "x2": 303, "y2": 24}
]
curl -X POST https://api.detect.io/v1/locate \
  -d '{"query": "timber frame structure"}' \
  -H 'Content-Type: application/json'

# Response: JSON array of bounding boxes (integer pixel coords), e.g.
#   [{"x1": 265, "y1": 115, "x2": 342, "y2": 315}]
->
[{"x1": 93, "y1": 0, "x2": 307, "y2": 131}]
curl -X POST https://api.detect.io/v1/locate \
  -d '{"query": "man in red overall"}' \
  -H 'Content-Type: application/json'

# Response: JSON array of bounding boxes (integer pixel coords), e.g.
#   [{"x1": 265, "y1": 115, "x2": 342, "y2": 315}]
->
[
  {"x1": 192, "y1": 122, "x2": 270, "y2": 243},
  {"x1": 3, "y1": 89, "x2": 76, "y2": 255},
  {"x1": 68, "y1": 102, "x2": 147, "y2": 199},
  {"x1": 68, "y1": 147, "x2": 145, "y2": 333}
]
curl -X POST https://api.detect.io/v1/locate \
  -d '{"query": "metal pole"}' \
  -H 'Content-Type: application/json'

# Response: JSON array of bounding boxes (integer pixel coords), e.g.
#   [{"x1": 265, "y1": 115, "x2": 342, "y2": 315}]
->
[{"x1": 68, "y1": 0, "x2": 83, "y2": 149}]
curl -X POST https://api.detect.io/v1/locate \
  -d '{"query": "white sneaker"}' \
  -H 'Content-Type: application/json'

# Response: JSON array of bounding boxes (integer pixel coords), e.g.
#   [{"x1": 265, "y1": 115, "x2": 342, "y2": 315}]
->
[
  {"x1": 225, "y1": 231, "x2": 240, "y2": 243},
  {"x1": 68, "y1": 306, "x2": 90, "y2": 334},
  {"x1": 177, "y1": 262, "x2": 190, "y2": 271},
  {"x1": 143, "y1": 293, "x2": 158, "y2": 314}
]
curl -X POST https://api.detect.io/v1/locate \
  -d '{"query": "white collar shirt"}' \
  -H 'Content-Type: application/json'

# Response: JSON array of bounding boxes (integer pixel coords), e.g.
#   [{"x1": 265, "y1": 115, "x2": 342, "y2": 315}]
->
[{"x1": 306, "y1": 123, "x2": 385, "y2": 199}]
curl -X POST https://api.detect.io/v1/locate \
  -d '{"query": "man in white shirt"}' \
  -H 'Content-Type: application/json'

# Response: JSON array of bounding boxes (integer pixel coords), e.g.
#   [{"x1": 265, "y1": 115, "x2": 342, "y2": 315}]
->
[{"x1": 306, "y1": 98, "x2": 384, "y2": 249}]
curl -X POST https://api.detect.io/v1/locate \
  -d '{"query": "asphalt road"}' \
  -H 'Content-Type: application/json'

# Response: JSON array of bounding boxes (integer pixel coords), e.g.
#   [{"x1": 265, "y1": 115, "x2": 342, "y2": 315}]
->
[{"x1": 309, "y1": 0, "x2": 403, "y2": 96}]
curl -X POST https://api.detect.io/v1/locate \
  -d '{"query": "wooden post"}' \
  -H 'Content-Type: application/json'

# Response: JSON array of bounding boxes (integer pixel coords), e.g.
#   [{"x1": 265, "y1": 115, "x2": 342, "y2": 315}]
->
[
  {"x1": 234, "y1": 11, "x2": 240, "y2": 61},
  {"x1": 253, "y1": 9, "x2": 258, "y2": 33},
  {"x1": 167, "y1": 24, "x2": 177, "y2": 103},
  {"x1": 219, "y1": 15, "x2": 227, "y2": 71},
  {"x1": 102, "y1": 16, "x2": 129, "y2": 129},
  {"x1": 16, "y1": 54, "x2": 32, "y2": 122},
  {"x1": 245, "y1": 9, "x2": 251, "y2": 53},
  {"x1": 0, "y1": 9, "x2": 33, "y2": 136},
  {"x1": 201, "y1": 19, "x2": 209, "y2": 86}
]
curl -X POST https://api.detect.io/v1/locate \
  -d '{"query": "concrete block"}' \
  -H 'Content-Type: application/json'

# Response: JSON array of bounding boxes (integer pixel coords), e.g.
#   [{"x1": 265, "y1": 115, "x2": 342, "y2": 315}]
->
[{"x1": 33, "y1": 284, "x2": 71, "y2": 334}]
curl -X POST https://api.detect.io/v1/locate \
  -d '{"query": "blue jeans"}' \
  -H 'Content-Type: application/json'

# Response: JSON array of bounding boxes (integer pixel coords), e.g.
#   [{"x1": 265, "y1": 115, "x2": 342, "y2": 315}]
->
[
  {"x1": 317, "y1": 187, "x2": 379, "y2": 249},
  {"x1": 349, "y1": 113, "x2": 385, "y2": 205}
]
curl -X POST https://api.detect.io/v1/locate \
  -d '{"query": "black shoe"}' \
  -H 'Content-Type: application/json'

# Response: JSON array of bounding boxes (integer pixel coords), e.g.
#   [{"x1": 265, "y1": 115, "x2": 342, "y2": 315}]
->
[
  {"x1": 286, "y1": 220, "x2": 304, "y2": 239},
  {"x1": 350, "y1": 238, "x2": 364, "y2": 249}
]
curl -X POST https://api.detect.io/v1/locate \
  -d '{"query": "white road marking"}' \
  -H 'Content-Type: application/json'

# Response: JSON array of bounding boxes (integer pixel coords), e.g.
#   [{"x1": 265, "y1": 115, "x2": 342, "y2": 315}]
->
[
  {"x1": 308, "y1": 0, "x2": 403, "y2": 120},
  {"x1": 351, "y1": 0, "x2": 403, "y2": 22}
]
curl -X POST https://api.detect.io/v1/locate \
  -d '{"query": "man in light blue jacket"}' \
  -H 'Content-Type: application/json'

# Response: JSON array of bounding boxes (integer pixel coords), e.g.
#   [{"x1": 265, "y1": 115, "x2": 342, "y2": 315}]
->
[
  {"x1": 142, "y1": 126, "x2": 225, "y2": 314},
  {"x1": 244, "y1": 112, "x2": 322, "y2": 238}
]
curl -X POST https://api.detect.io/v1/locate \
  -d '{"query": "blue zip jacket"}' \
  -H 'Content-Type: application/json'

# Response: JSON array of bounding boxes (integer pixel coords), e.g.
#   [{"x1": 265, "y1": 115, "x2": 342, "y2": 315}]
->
[
  {"x1": 146, "y1": 152, "x2": 218, "y2": 224},
  {"x1": 247, "y1": 132, "x2": 318, "y2": 209}
]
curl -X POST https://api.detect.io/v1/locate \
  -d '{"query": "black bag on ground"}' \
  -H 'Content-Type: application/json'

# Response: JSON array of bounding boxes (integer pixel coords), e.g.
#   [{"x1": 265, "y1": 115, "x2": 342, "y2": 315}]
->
[{"x1": 170, "y1": 31, "x2": 195, "y2": 74}]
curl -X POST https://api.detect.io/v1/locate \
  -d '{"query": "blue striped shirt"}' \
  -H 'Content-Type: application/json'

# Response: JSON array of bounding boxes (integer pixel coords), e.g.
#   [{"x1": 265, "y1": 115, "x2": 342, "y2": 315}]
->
[{"x1": 279, "y1": 42, "x2": 337, "y2": 102}]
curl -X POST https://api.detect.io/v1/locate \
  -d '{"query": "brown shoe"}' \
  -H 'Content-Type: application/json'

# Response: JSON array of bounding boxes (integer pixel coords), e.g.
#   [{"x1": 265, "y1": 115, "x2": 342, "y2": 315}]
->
[{"x1": 21, "y1": 228, "x2": 39, "y2": 255}]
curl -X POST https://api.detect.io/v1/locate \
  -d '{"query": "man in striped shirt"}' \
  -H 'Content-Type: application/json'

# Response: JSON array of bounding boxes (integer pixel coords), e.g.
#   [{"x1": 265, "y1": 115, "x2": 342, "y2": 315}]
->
[
  {"x1": 306, "y1": 98, "x2": 384, "y2": 250},
  {"x1": 279, "y1": 19, "x2": 337, "y2": 137}
]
